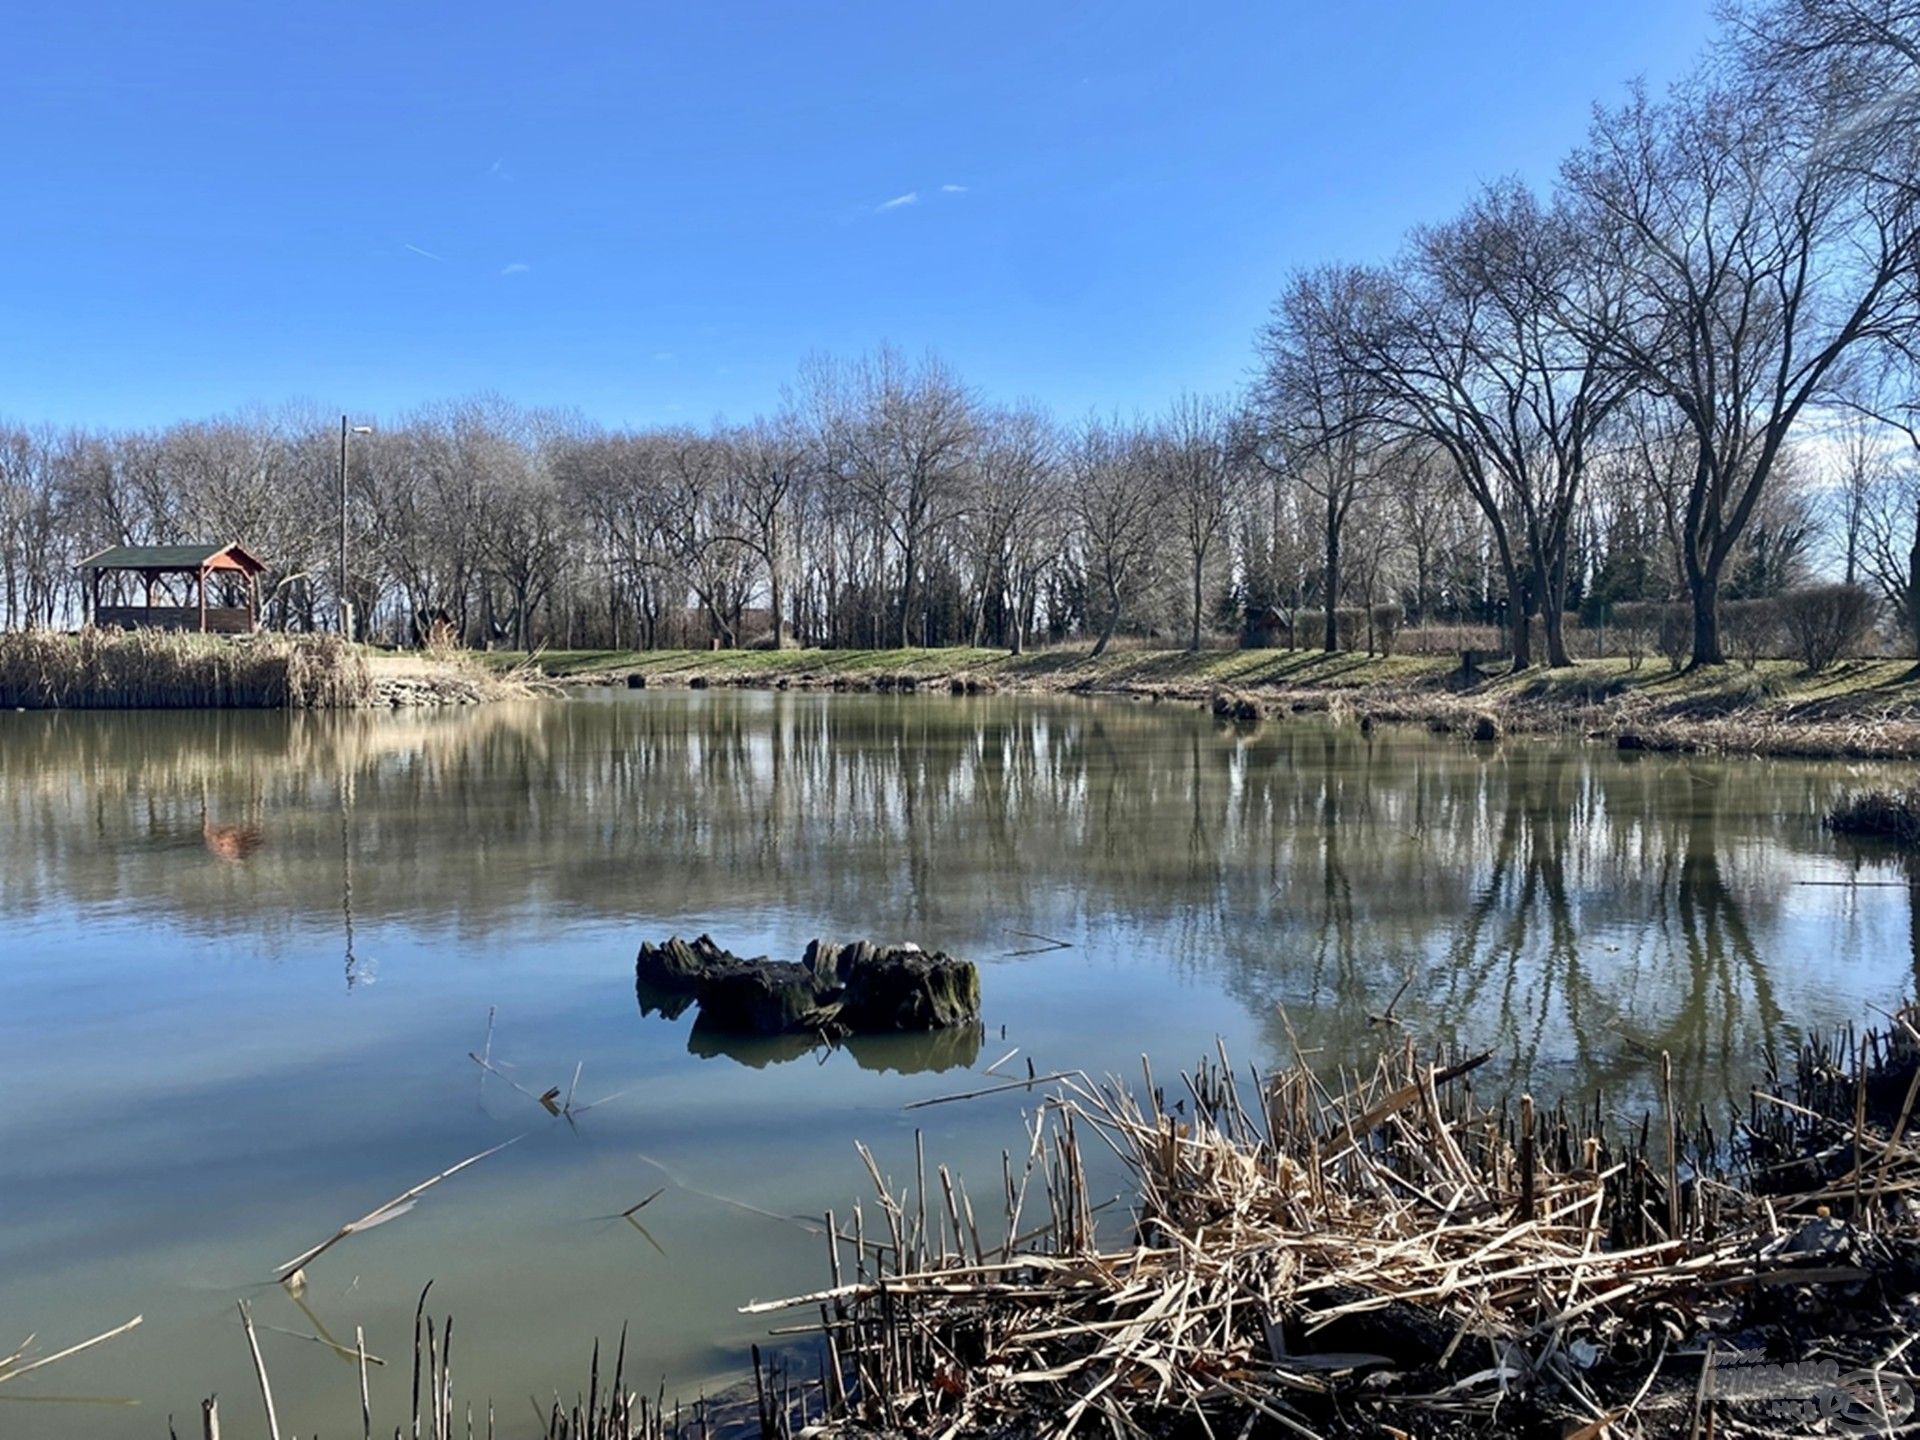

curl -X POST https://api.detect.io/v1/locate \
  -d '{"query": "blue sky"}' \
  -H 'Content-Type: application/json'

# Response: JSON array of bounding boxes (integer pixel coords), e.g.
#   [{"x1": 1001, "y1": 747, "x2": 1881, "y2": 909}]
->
[{"x1": 1, "y1": 1, "x2": 1716, "y2": 430}]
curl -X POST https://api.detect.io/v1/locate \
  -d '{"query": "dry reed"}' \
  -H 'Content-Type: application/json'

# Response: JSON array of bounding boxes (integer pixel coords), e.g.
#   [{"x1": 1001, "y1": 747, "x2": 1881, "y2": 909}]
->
[
  {"x1": 745, "y1": 1016, "x2": 1920, "y2": 1438},
  {"x1": 0, "y1": 629, "x2": 372, "y2": 709}
]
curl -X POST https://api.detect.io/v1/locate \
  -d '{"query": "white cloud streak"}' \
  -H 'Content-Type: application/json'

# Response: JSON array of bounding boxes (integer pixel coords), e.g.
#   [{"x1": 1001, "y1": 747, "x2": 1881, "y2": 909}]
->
[
  {"x1": 875, "y1": 191, "x2": 919, "y2": 212},
  {"x1": 403, "y1": 242, "x2": 446, "y2": 262},
  {"x1": 500, "y1": 262, "x2": 531, "y2": 276}
]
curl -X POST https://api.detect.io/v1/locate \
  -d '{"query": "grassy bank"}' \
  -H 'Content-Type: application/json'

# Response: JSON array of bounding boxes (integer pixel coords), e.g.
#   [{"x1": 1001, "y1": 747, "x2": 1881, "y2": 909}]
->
[{"x1": 494, "y1": 644, "x2": 1920, "y2": 758}]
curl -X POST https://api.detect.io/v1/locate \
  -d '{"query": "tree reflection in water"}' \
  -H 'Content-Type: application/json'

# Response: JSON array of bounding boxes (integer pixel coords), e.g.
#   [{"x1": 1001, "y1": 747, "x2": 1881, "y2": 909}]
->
[{"x1": 0, "y1": 692, "x2": 1908, "y2": 1101}]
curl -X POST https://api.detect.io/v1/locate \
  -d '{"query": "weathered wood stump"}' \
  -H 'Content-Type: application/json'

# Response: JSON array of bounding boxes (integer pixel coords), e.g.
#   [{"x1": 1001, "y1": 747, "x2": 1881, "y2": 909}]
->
[{"x1": 635, "y1": 934, "x2": 980, "y2": 1037}]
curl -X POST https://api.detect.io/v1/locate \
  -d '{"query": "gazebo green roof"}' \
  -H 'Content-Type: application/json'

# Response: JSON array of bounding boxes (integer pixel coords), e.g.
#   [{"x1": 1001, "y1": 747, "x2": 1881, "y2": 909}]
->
[{"x1": 78, "y1": 543, "x2": 266, "y2": 573}]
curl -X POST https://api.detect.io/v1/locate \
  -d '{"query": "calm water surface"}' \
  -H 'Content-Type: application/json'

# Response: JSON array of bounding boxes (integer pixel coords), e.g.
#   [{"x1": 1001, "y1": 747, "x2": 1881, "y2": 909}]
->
[{"x1": 0, "y1": 691, "x2": 1914, "y2": 1436}]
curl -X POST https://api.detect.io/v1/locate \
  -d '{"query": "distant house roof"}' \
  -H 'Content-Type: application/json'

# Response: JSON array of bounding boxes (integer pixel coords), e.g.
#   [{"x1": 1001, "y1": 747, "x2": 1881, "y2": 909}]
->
[{"x1": 78, "y1": 543, "x2": 268, "y2": 574}]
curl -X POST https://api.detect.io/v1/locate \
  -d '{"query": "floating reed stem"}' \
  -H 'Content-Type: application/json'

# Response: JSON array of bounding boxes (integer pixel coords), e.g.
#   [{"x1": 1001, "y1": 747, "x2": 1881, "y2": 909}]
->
[{"x1": 275, "y1": 1139, "x2": 517, "y2": 1281}]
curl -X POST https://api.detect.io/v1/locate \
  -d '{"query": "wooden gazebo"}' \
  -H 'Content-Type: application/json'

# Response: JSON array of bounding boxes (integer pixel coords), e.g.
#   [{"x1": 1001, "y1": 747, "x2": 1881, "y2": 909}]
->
[{"x1": 78, "y1": 543, "x2": 268, "y2": 634}]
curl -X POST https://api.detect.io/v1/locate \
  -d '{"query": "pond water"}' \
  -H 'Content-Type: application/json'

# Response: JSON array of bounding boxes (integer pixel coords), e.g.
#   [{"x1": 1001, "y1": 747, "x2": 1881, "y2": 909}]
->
[{"x1": 0, "y1": 690, "x2": 1914, "y2": 1436}]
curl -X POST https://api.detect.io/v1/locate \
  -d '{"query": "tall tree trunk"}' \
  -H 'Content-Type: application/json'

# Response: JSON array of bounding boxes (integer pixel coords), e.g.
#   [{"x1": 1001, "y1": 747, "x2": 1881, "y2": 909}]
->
[
  {"x1": 767, "y1": 553, "x2": 783, "y2": 651},
  {"x1": 1091, "y1": 578, "x2": 1121, "y2": 658},
  {"x1": 1906, "y1": 496, "x2": 1919, "y2": 668},
  {"x1": 898, "y1": 539, "x2": 916, "y2": 649},
  {"x1": 1542, "y1": 605, "x2": 1571, "y2": 669},
  {"x1": 1189, "y1": 556, "x2": 1204, "y2": 652},
  {"x1": 1323, "y1": 510, "x2": 1340, "y2": 653},
  {"x1": 1682, "y1": 510, "x2": 1726, "y2": 666},
  {"x1": 1688, "y1": 570, "x2": 1724, "y2": 668}
]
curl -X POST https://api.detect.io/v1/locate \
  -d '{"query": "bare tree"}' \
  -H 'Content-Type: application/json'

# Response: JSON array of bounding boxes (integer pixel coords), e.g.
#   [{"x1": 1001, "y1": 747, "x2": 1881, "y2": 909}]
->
[
  {"x1": 806, "y1": 348, "x2": 976, "y2": 648},
  {"x1": 1563, "y1": 73, "x2": 1920, "y2": 664},
  {"x1": 719, "y1": 416, "x2": 806, "y2": 646},
  {"x1": 1820, "y1": 415, "x2": 1898, "y2": 582},
  {"x1": 1069, "y1": 417, "x2": 1163, "y2": 658},
  {"x1": 1159, "y1": 394, "x2": 1240, "y2": 651},
  {"x1": 1254, "y1": 267, "x2": 1383, "y2": 652},
  {"x1": 0, "y1": 426, "x2": 68, "y2": 627},
  {"x1": 964, "y1": 405, "x2": 1061, "y2": 654}
]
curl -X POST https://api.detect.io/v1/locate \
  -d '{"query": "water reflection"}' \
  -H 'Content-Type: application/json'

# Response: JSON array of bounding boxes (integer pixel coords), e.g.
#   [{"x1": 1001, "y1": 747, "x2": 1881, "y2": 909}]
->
[
  {"x1": 0, "y1": 694, "x2": 1909, "y2": 1094},
  {"x1": 681, "y1": 1022, "x2": 983, "y2": 1074}
]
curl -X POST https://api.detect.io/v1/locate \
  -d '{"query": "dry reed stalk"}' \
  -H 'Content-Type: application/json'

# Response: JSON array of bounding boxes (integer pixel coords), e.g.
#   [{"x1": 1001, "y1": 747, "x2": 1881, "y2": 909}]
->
[
  {"x1": 236, "y1": 1301, "x2": 281, "y2": 1440},
  {"x1": 746, "y1": 1009, "x2": 1920, "y2": 1438}
]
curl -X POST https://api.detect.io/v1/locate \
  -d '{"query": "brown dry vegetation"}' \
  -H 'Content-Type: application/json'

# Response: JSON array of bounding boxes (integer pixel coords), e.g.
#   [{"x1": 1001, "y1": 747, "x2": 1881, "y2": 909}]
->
[{"x1": 0, "y1": 629, "x2": 372, "y2": 709}]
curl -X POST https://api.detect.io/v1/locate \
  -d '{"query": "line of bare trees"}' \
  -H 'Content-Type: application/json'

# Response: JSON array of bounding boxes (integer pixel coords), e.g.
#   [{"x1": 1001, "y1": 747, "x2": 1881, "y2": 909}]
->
[
  {"x1": 0, "y1": 1, "x2": 1916, "y2": 664},
  {"x1": 1252, "y1": 0, "x2": 1920, "y2": 668}
]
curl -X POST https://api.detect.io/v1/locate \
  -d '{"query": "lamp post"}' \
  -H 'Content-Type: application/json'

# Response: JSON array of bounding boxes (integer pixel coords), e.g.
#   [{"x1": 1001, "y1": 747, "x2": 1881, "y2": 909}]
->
[{"x1": 338, "y1": 415, "x2": 374, "y2": 636}]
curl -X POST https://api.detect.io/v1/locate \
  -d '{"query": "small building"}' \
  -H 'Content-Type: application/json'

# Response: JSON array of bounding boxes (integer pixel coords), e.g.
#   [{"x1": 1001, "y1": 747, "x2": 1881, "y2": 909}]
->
[
  {"x1": 78, "y1": 543, "x2": 268, "y2": 634},
  {"x1": 1242, "y1": 604, "x2": 1292, "y2": 650}
]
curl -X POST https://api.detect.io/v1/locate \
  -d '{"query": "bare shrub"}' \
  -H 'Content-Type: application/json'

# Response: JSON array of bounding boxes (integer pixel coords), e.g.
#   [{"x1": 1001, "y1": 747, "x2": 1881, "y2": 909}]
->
[
  {"x1": 1721, "y1": 598, "x2": 1781, "y2": 670},
  {"x1": 1369, "y1": 604, "x2": 1404, "y2": 655},
  {"x1": 1607, "y1": 603, "x2": 1661, "y2": 672},
  {"x1": 1656, "y1": 606, "x2": 1690, "y2": 673},
  {"x1": 1776, "y1": 584, "x2": 1876, "y2": 673}
]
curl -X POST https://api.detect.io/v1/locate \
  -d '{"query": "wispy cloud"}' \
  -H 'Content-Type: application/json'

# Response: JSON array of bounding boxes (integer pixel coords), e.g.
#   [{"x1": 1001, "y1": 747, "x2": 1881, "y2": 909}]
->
[
  {"x1": 500, "y1": 262, "x2": 531, "y2": 276},
  {"x1": 940, "y1": 183, "x2": 968, "y2": 194},
  {"x1": 875, "y1": 191, "x2": 919, "y2": 212},
  {"x1": 403, "y1": 242, "x2": 446, "y2": 262}
]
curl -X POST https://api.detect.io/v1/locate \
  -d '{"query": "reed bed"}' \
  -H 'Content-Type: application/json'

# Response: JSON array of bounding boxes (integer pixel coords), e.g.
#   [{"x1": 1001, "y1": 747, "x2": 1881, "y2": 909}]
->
[
  {"x1": 744, "y1": 1016, "x2": 1920, "y2": 1439},
  {"x1": 0, "y1": 628, "x2": 372, "y2": 709}
]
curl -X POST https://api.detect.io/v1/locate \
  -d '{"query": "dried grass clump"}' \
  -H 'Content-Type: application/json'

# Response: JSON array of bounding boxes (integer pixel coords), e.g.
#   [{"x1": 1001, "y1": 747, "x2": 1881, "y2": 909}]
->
[
  {"x1": 752, "y1": 1015, "x2": 1920, "y2": 1439},
  {"x1": 0, "y1": 628, "x2": 371, "y2": 709},
  {"x1": 1826, "y1": 786, "x2": 1920, "y2": 847}
]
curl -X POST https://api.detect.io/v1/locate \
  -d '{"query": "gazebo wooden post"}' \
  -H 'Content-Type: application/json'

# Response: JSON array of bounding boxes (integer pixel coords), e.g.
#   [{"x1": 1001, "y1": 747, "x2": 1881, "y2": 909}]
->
[
  {"x1": 198, "y1": 564, "x2": 208, "y2": 633},
  {"x1": 248, "y1": 573, "x2": 260, "y2": 631}
]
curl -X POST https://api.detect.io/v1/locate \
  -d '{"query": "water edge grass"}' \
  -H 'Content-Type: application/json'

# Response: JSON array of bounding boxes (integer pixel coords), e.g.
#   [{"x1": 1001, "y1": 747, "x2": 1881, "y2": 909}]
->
[{"x1": 0, "y1": 629, "x2": 374, "y2": 709}]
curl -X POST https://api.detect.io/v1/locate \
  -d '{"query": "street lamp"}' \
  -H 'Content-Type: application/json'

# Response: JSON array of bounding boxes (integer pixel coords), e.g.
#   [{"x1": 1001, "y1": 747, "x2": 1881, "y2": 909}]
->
[{"x1": 339, "y1": 415, "x2": 374, "y2": 637}]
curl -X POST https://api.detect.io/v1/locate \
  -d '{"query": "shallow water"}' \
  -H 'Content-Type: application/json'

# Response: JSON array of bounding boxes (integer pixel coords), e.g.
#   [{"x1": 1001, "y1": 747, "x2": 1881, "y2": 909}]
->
[{"x1": 0, "y1": 690, "x2": 1913, "y2": 1436}]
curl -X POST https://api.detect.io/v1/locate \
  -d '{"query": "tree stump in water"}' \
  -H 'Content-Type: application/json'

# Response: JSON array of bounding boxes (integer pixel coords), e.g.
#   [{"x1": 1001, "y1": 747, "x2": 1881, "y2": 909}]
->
[{"x1": 635, "y1": 934, "x2": 980, "y2": 1037}]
